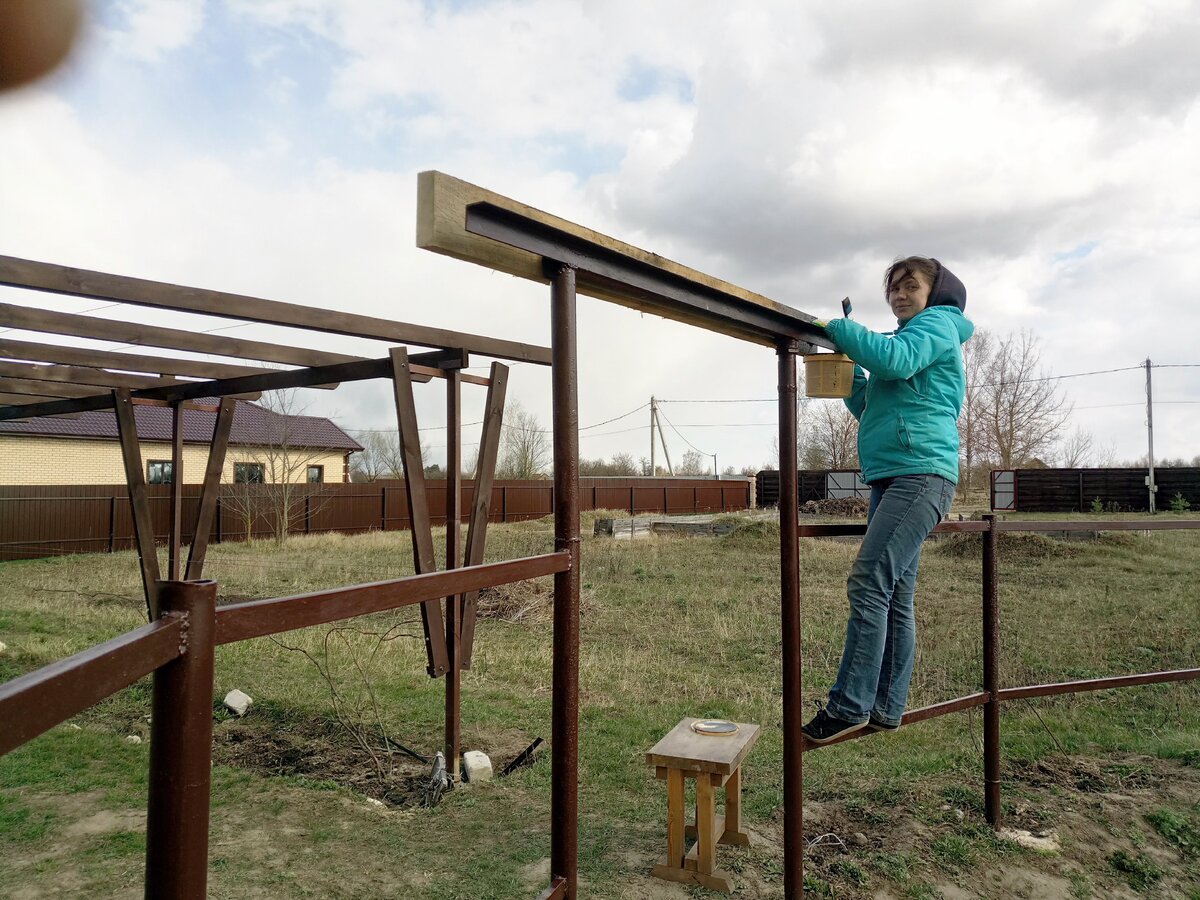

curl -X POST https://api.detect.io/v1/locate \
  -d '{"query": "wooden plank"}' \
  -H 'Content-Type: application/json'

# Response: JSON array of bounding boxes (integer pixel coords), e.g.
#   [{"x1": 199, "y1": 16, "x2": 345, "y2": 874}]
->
[
  {"x1": 0, "y1": 360, "x2": 183, "y2": 390},
  {"x1": 390, "y1": 347, "x2": 449, "y2": 677},
  {"x1": 0, "y1": 254, "x2": 551, "y2": 365},
  {"x1": 0, "y1": 391, "x2": 65, "y2": 405},
  {"x1": 112, "y1": 389, "x2": 162, "y2": 620},
  {"x1": 0, "y1": 336, "x2": 339, "y2": 389},
  {"x1": 645, "y1": 718, "x2": 761, "y2": 776},
  {"x1": 167, "y1": 403, "x2": 184, "y2": 580},
  {"x1": 696, "y1": 774, "x2": 716, "y2": 875},
  {"x1": 459, "y1": 361, "x2": 509, "y2": 668},
  {"x1": 185, "y1": 398, "x2": 234, "y2": 581},
  {"x1": 417, "y1": 170, "x2": 829, "y2": 348},
  {"x1": 0, "y1": 377, "x2": 106, "y2": 398},
  {"x1": 0, "y1": 302, "x2": 365, "y2": 368},
  {"x1": 666, "y1": 767, "x2": 685, "y2": 869}
]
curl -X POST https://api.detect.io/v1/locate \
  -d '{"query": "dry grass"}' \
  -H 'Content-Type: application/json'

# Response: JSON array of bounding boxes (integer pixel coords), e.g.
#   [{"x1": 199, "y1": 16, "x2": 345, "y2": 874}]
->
[{"x1": 2, "y1": 512, "x2": 1198, "y2": 897}]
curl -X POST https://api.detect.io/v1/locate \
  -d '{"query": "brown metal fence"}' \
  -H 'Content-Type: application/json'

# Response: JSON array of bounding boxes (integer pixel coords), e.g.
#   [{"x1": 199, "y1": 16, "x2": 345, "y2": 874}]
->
[
  {"x1": 1, "y1": 516, "x2": 1198, "y2": 897},
  {"x1": 796, "y1": 516, "x2": 1200, "y2": 829},
  {"x1": 0, "y1": 477, "x2": 751, "y2": 561}
]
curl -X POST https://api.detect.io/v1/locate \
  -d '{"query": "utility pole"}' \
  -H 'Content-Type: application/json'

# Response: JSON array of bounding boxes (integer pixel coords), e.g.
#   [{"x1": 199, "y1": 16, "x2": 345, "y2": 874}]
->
[
  {"x1": 650, "y1": 396, "x2": 656, "y2": 476},
  {"x1": 653, "y1": 404, "x2": 674, "y2": 476},
  {"x1": 1146, "y1": 358, "x2": 1157, "y2": 514},
  {"x1": 712, "y1": 454, "x2": 718, "y2": 477}
]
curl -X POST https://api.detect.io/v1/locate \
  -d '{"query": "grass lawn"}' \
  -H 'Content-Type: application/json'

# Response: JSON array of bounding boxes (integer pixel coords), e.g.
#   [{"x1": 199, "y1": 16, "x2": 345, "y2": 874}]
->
[{"x1": 1, "y1": 509, "x2": 1198, "y2": 898}]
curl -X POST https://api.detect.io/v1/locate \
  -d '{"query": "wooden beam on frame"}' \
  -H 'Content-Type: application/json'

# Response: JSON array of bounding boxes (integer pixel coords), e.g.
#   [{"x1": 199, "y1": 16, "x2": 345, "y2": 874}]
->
[
  {"x1": 0, "y1": 302, "x2": 366, "y2": 369},
  {"x1": 390, "y1": 347, "x2": 450, "y2": 678},
  {"x1": 0, "y1": 360, "x2": 186, "y2": 390},
  {"x1": 112, "y1": 389, "x2": 162, "y2": 620},
  {"x1": 0, "y1": 377, "x2": 107, "y2": 398},
  {"x1": 459, "y1": 361, "x2": 509, "y2": 669},
  {"x1": 418, "y1": 170, "x2": 833, "y2": 349},
  {"x1": 186, "y1": 398, "x2": 235, "y2": 581},
  {"x1": 0, "y1": 336, "x2": 340, "y2": 389},
  {"x1": 0, "y1": 254, "x2": 552, "y2": 365}
]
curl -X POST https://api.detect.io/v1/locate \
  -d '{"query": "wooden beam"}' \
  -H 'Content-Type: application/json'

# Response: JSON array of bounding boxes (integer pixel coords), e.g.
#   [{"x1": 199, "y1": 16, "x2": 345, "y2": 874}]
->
[
  {"x1": 0, "y1": 360, "x2": 184, "y2": 390},
  {"x1": 0, "y1": 391, "x2": 65, "y2": 405},
  {"x1": 113, "y1": 389, "x2": 162, "y2": 620},
  {"x1": 0, "y1": 254, "x2": 552, "y2": 365},
  {"x1": 390, "y1": 347, "x2": 450, "y2": 678},
  {"x1": 459, "y1": 361, "x2": 509, "y2": 668},
  {"x1": 417, "y1": 170, "x2": 833, "y2": 348},
  {"x1": 185, "y1": 398, "x2": 235, "y2": 581},
  {"x1": 0, "y1": 336, "x2": 339, "y2": 389},
  {"x1": 0, "y1": 302, "x2": 365, "y2": 368},
  {"x1": 0, "y1": 377, "x2": 107, "y2": 398},
  {"x1": 168, "y1": 403, "x2": 184, "y2": 581}
]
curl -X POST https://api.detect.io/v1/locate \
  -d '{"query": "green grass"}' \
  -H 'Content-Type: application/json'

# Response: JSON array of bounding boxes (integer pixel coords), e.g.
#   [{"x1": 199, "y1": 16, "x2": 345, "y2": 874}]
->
[{"x1": 1, "y1": 512, "x2": 1199, "y2": 896}]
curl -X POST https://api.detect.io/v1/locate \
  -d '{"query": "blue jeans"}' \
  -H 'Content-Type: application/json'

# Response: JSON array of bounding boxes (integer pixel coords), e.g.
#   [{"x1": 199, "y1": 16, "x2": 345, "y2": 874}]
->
[{"x1": 825, "y1": 474, "x2": 955, "y2": 727}]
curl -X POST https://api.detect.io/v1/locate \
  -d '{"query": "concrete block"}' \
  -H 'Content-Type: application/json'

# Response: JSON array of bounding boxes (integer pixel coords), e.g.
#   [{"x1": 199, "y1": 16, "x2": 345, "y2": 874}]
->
[
  {"x1": 462, "y1": 750, "x2": 493, "y2": 783},
  {"x1": 223, "y1": 689, "x2": 253, "y2": 717}
]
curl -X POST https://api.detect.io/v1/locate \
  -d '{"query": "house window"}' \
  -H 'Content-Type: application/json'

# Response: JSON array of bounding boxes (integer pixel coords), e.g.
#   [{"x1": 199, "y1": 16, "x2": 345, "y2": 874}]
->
[
  {"x1": 234, "y1": 463, "x2": 265, "y2": 484},
  {"x1": 147, "y1": 461, "x2": 173, "y2": 485},
  {"x1": 307, "y1": 465, "x2": 324, "y2": 483}
]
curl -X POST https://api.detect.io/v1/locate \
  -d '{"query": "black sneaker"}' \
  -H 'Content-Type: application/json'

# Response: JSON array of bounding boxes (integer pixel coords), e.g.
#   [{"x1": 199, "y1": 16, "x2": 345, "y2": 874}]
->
[
  {"x1": 802, "y1": 707, "x2": 868, "y2": 744},
  {"x1": 866, "y1": 717, "x2": 900, "y2": 733}
]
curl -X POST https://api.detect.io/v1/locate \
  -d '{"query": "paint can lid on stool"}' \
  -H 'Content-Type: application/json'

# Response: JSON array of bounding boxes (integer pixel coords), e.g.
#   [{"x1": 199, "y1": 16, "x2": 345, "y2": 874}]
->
[{"x1": 691, "y1": 719, "x2": 739, "y2": 736}]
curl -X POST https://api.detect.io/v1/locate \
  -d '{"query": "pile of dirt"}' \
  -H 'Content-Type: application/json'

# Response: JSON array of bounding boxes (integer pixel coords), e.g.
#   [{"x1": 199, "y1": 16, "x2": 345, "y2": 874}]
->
[
  {"x1": 212, "y1": 715, "x2": 429, "y2": 806},
  {"x1": 802, "y1": 497, "x2": 869, "y2": 516}
]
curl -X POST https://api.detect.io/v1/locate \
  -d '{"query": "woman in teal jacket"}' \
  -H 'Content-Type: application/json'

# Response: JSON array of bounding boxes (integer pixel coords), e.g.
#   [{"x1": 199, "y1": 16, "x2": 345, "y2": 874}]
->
[{"x1": 802, "y1": 257, "x2": 974, "y2": 744}]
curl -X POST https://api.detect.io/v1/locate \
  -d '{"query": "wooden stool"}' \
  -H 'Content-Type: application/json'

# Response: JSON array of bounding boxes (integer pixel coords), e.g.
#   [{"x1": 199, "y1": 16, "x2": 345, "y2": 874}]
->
[{"x1": 645, "y1": 717, "x2": 761, "y2": 893}]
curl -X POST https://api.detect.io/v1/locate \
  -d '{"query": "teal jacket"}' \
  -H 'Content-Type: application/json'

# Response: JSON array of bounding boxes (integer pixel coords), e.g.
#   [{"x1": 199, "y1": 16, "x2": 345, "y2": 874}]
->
[{"x1": 824, "y1": 306, "x2": 974, "y2": 484}]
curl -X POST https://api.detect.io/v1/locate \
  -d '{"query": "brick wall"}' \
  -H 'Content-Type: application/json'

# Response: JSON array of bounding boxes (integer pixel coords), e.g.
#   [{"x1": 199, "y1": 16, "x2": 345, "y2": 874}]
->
[{"x1": 0, "y1": 435, "x2": 349, "y2": 485}]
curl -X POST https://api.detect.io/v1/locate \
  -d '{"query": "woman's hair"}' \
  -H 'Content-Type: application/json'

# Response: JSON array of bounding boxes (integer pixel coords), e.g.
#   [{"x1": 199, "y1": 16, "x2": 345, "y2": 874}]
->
[{"x1": 883, "y1": 256, "x2": 939, "y2": 295}]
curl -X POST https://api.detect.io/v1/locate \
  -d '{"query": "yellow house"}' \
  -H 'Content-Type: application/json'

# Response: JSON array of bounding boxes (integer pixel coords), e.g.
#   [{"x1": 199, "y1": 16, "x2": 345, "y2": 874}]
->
[{"x1": 0, "y1": 399, "x2": 361, "y2": 485}]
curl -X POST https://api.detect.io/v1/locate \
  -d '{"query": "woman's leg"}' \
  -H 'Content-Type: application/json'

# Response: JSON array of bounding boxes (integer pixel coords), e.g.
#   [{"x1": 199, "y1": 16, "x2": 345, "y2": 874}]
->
[
  {"x1": 871, "y1": 550, "x2": 921, "y2": 726},
  {"x1": 825, "y1": 475, "x2": 950, "y2": 724}
]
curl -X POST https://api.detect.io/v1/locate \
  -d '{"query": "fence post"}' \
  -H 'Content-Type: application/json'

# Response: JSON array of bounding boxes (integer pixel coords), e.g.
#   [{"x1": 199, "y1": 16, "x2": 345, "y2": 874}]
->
[
  {"x1": 145, "y1": 579, "x2": 217, "y2": 898},
  {"x1": 109, "y1": 495, "x2": 117, "y2": 554},
  {"x1": 982, "y1": 514, "x2": 1002, "y2": 828},
  {"x1": 629, "y1": 486, "x2": 635, "y2": 515},
  {"x1": 215, "y1": 497, "x2": 222, "y2": 545}
]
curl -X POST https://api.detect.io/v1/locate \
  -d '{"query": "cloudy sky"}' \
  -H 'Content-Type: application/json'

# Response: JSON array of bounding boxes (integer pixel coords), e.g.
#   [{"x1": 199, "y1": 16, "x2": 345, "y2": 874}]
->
[{"x1": 2, "y1": 0, "x2": 1198, "y2": 473}]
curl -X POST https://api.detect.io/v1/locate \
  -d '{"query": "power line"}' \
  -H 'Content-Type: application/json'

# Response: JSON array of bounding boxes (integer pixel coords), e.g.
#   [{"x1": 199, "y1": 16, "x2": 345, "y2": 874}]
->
[
  {"x1": 655, "y1": 407, "x2": 713, "y2": 457},
  {"x1": 343, "y1": 402, "x2": 649, "y2": 436}
]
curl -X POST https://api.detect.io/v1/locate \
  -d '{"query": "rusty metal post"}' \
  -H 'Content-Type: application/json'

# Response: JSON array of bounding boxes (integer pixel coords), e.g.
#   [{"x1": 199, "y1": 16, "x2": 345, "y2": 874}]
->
[
  {"x1": 168, "y1": 402, "x2": 184, "y2": 580},
  {"x1": 445, "y1": 367, "x2": 462, "y2": 778},
  {"x1": 777, "y1": 343, "x2": 804, "y2": 897},
  {"x1": 982, "y1": 514, "x2": 1002, "y2": 827},
  {"x1": 145, "y1": 579, "x2": 217, "y2": 898},
  {"x1": 549, "y1": 262, "x2": 580, "y2": 898}
]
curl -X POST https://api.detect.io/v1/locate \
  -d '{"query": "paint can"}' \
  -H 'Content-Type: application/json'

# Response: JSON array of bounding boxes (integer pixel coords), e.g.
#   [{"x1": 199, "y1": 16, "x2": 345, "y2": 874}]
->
[{"x1": 803, "y1": 353, "x2": 855, "y2": 398}]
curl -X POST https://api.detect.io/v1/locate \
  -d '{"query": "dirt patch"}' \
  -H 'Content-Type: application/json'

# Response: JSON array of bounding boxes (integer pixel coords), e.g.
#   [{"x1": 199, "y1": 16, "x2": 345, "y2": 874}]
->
[
  {"x1": 802, "y1": 497, "x2": 869, "y2": 516},
  {"x1": 212, "y1": 713, "x2": 543, "y2": 806}
]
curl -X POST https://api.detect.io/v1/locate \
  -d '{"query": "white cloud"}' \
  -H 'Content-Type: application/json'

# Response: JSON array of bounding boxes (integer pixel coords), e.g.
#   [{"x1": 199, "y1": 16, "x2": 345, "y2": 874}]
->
[
  {"x1": 105, "y1": 0, "x2": 208, "y2": 63},
  {"x1": 3, "y1": 1, "x2": 1200, "y2": 468}
]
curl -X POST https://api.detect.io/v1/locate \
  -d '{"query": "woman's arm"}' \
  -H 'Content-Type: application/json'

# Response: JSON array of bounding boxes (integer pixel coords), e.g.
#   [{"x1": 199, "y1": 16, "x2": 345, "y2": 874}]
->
[
  {"x1": 825, "y1": 312, "x2": 960, "y2": 380},
  {"x1": 844, "y1": 364, "x2": 867, "y2": 420}
]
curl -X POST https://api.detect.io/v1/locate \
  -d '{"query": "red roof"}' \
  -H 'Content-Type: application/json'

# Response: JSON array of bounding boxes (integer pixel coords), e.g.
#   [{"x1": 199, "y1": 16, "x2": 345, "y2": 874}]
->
[{"x1": 0, "y1": 399, "x2": 362, "y2": 452}]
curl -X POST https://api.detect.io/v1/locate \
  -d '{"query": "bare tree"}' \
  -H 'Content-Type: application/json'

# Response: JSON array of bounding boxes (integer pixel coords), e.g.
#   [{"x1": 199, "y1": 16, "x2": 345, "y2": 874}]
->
[
  {"x1": 221, "y1": 390, "x2": 336, "y2": 544},
  {"x1": 496, "y1": 399, "x2": 550, "y2": 479},
  {"x1": 579, "y1": 452, "x2": 639, "y2": 476},
  {"x1": 1057, "y1": 427, "x2": 1094, "y2": 467},
  {"x1": 980, "y1": 330, "x2": 1072, "y2": 468},
  {"x1": 958, "y1": 329, "x2": 995, "y2": 491},
  {"x1": 803, "y1": 402, "x2": 860, "y2": 469},
  {"x1": 676, "y1": 449, "x2": 709, "y2": 476}
]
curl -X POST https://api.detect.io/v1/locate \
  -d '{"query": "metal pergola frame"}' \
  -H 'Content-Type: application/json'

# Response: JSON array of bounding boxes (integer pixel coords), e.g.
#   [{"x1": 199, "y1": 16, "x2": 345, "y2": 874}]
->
[{"x1": 0, "y1": 251, "x2": 536, "y2": 778}]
